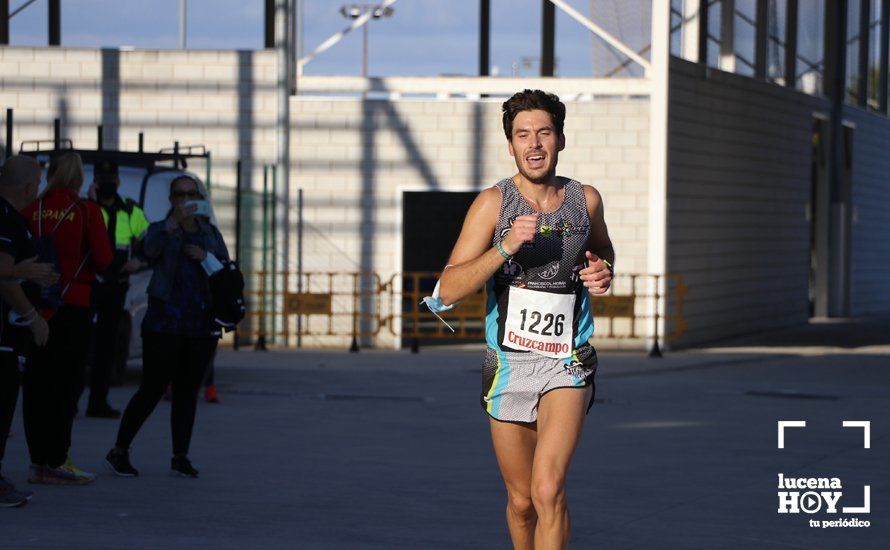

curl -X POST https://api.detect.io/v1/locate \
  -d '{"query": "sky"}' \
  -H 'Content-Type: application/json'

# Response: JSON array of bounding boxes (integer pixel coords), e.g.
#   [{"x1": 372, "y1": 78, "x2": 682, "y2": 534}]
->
[{"x1": 5, "y1": 0, "x2": 653, "y2": 77}]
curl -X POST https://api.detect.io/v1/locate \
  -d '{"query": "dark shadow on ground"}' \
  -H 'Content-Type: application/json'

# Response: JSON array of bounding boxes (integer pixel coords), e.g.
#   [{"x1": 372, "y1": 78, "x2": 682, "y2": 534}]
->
[{"x1": 699, "y1": 316, "x2": 890, "y2": 349}]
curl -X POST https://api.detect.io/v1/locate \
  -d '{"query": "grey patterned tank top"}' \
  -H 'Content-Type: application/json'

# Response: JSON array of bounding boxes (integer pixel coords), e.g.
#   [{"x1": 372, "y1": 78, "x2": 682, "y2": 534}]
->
[{"x1": 484, "y1": 177, "x2": 595, "y2": 355}]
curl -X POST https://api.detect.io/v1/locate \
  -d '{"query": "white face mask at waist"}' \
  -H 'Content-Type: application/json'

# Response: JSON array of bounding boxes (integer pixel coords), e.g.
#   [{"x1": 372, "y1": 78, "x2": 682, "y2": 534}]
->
[{"x1": 420, "y1": 265, "x2": 457, "y2": 333}]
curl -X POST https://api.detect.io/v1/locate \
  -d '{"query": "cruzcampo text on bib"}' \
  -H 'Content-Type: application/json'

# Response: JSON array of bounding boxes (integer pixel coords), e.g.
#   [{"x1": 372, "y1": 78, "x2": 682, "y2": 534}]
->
[{"x1": 502, "y1": 286, "x2": 575, "y2": 359}]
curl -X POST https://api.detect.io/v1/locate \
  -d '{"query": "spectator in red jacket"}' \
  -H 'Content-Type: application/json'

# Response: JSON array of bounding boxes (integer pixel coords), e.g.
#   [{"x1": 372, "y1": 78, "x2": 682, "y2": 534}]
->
[{"x1": 20, "y1": 152, "x2": 112, "y2": 486}]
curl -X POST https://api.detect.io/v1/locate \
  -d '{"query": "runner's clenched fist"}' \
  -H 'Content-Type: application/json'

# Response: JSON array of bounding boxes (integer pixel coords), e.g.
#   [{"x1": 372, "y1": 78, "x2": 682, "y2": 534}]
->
[{"x1": 500, "y1": 213, "x2": 539, "y2": 255}]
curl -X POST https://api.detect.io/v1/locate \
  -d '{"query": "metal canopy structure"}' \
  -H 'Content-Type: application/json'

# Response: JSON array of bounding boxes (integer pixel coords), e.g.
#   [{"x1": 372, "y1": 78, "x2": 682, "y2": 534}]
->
[
  {"x1": 1, "y1": 0, "x2": 886, "y2": 105},
  {"x1": 296, "y1": 0, "x2": 398, "y2": 77},
  {"x1": 0, "y1": 0, "x2": 58, "y2": 45},
  {"x1": 297, "y1": 0, "x2": 652, "y2": 78}
]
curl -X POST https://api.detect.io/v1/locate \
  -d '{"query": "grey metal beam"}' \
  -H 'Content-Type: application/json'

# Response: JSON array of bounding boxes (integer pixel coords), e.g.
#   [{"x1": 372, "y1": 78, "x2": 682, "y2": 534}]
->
[
  {"x1": 824, "y1": 1, "x2": 847, "y2": 98},
  {"x1": 720, "y1": 0, "x2": 736, "y2": 71},
  {"x1": 48, "y1": 0, "x2": 59, "y2": 46},
  {"x1": 681, "y1": 0, "x2": 700, "y2": 61},
  {"x1": 0, "y1": 0, "x2": 8, "y2": 45},
  {"x1": 754, "y1": 0, "x2": 768, "y2": 78},
  {"x1": 480, "y1": 0, "x2": 490, "y2": 76},
  {"x1": 288, "y1": 0, "x2": 296, "y2": 93},
  {"x1": 880, "y1": 0, "x2": 889, "y2": 111},
  {"x1": 858, "y1": 0, "x2": 871, "y2": 106},
  {"x1": 296, "y1": 0, "x2": 303, "y2": 59},
  {"x1": 265, "y1": 0, "x2": 275, "y2": 49},
  {"x1": 823, "y1": 0, "x2": 848, "y2": 317},
  {"x1": 275, "y1": 0, "x2": 291, "y2": 342},
  {"x1": 179, "y1": 0, "x2": 187, "y2": 48},
  {"x1": 785, "y1": 0, "x2": 799, "y2": 87},
  {"x1": 541, "y1": 0, "x2": 556, "y2": 76},
  {"x1": 697, "y1": 0, "x2": 709, "y2": 64},
  {"x1": 4, "y1": 109, "x2": 11, "y2": 160},
  {"x1": 824, "y1": 1, "x2": 848, "y2": 196}
]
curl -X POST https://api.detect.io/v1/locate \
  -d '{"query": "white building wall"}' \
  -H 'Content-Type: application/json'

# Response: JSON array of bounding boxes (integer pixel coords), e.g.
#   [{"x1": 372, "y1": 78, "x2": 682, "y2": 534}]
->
[{"x1": 666, "y1": 58, "x2": 826, "y2": 347}]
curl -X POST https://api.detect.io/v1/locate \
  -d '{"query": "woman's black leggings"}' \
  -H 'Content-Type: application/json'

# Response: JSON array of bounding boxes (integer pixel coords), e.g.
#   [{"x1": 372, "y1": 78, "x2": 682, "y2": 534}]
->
[
  {"x1": 23, "y1": 305, "x2": 92, "y2": 468},
  {"x1": 115, "y1": 331, "x2": 217, "y2": 456}
]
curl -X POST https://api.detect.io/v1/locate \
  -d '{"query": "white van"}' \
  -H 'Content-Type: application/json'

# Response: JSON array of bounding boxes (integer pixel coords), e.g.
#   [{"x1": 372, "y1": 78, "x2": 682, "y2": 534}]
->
[{"x1": 27, "y1": 149, "x2": 216, "y2": 379}]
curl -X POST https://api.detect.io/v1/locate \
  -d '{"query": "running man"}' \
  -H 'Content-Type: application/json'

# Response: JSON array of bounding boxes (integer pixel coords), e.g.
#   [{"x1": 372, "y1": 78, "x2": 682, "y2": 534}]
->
[{"x1": 437, "y1": 90, "x2": 613, "y2": 549}]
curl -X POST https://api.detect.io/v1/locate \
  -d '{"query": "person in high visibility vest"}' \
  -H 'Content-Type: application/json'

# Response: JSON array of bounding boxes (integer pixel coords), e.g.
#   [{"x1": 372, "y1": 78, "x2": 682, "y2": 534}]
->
[{"x1": 86, "y1": 161, "x2": 149, "y2": 418}]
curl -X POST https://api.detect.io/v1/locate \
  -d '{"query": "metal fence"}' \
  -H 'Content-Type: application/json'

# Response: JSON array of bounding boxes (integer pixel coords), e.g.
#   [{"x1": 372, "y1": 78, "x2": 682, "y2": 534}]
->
[{"x1": 235, "y1": 271, "x2": 687, "y2": 351}]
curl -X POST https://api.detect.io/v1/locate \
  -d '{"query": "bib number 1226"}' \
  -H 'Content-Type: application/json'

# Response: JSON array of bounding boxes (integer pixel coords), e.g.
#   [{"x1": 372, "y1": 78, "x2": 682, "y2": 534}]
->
[
  {"x1": 503, "y1": 285, "x2": 574, "y2": 359},
  {"x1": 518, "y1": 309, "x2": 565, "y2": 337}
]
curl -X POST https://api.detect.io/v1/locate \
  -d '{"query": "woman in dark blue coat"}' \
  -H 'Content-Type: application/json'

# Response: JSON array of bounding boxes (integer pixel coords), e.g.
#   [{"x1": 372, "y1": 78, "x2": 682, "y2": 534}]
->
[{"x1": 106, "y1": 175, "x2": 228, "y2": 478}]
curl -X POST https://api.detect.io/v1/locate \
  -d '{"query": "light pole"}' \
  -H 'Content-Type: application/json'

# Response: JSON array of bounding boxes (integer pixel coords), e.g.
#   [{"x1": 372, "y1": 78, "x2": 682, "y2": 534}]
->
[
  {"x1": 339, "y1": 3, "x2": 394, "y2": 77},
  {"x1": 179, "y1": 0, "x2": 187, "y2": 49}
]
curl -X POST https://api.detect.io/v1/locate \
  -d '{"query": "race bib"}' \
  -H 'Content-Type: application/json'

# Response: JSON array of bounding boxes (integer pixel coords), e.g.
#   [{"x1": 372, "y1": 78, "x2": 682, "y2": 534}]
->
[{"x1": 502, "y1": 286, "x2": 575, "y2": 359}]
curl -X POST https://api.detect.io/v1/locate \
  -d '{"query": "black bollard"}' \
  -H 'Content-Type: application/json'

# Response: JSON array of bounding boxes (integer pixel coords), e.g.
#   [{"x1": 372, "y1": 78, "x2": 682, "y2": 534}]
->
[{"x1": 648, "y1": 340, "x2": 662, "y2": 358}]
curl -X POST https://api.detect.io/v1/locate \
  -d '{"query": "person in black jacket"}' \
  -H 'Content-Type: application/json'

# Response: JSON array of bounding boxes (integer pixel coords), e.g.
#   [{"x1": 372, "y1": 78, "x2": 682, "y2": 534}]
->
[
  {"x1": 85, "y1": 160, "x2": 150, "y2": 418},
  {"x1": 0, "y1": 156, "x2": 50, "y2": 507},
  {"x1": 106, "y1": 175, "x2": 228, "y2": 478}
]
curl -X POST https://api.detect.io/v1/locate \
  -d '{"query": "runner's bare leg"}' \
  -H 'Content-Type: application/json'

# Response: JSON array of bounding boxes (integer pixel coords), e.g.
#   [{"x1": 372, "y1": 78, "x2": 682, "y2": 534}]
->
[
  {"x1": 531, "y1": 387, "x2": 592, "y2": 549},
  {"x1": 490, "y1": 418, "x2": 538, "y2": 549}
]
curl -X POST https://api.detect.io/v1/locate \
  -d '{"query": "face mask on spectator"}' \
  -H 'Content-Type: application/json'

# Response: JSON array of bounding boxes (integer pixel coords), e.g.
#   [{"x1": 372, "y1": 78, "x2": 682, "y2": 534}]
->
[{"x1": 96, "y1": 180, "x2": 117, "y2": 200}]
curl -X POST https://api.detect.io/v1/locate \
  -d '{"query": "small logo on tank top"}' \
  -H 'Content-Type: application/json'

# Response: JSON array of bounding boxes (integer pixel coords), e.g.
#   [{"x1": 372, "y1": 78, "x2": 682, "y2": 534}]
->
[
  {"x1": 539, "y1": 261, "x2": 560, "y2": 280},
  {"x1": 496, "y1": 260, "x2": 525, "y2": 285},
  {"x1": 539, "y1": 219, "x2": 574, "y2": 238}
]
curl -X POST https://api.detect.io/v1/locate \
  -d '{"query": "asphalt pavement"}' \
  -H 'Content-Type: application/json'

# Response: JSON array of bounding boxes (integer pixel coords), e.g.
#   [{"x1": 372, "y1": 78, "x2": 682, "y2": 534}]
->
[{"x1": 2, "y1": 318, "x2": 888, "y2": 549}]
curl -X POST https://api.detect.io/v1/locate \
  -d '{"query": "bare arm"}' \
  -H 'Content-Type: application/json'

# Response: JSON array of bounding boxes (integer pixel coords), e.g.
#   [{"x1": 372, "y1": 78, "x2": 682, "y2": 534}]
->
[
  {"x1": 584, "y1": 185, "x2": 614, "y2": 264},
  {"x1": 579, "y1": 185, "x2": 615, "y2": 295},
  {"x1": 437, "y1": 188, "x2": 502, "y2": 306},
  {"x1": 439, "y1": 187, "x2": 540, "y2": 306}
]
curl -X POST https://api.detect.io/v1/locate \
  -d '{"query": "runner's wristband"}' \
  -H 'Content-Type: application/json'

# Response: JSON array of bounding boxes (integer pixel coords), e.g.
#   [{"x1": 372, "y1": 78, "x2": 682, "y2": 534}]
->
[{"x1": 496, "y1": 241, "x2": 513, "y2": 260}]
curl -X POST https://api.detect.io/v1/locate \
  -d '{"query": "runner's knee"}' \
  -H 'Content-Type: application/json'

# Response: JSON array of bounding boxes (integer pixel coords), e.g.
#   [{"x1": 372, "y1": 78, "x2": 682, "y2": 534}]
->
[
  {"x1": 531, "y1": 474, "x2": 565, "y2": 512},
  {"x1": 507, "y1": 491, "x2": 536, "y2": 521}
]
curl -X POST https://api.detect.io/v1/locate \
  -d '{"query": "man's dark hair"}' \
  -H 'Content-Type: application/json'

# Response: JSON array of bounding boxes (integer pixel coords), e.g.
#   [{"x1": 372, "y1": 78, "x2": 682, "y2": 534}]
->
[{"x1": 501, "y1": 89, "x2": 565, "y2": 140}]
